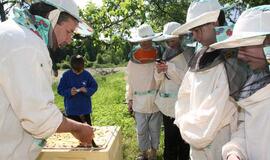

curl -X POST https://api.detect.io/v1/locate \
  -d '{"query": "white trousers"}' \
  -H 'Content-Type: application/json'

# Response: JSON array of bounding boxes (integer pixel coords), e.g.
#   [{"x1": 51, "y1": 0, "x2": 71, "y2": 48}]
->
[{"x1": 134, "y1": 111, "x2": 162, "y2": 151}]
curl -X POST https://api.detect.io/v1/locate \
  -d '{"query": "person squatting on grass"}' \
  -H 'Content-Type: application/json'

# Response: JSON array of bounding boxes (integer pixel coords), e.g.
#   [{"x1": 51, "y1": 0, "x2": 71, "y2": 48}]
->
[
  {"x1": 152, "y1": 22, "x2": 191, "y2": 160},
  {"x1": 172, "y1": 0, "x2": 249, "y2": 159},
  {"x1": 0, "y1": 0, "x2": 94, "y2": 159},
  {"x1": 57, "y1": 55, "x2": 98, "y2": 126},
  {"x1": 210, "y1": 5, "x2": 270, "y2": 160},
  {"x1": 126, "y1": 24, "x2": 163, "y2": 160}
]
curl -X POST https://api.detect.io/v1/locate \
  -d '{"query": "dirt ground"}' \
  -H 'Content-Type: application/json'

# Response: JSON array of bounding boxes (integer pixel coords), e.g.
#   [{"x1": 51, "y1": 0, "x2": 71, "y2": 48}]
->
[{"x1": 53, "y1": 67, "x2": 126, "y2": 81}]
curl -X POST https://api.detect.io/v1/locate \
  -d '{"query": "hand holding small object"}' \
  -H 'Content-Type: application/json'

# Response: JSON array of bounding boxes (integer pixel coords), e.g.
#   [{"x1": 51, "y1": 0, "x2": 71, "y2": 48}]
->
[
  {"x1": 79, "y1": 87, "x2": 87, "y2": 93},
  {"x1": 71, "y1": 87, "x2": 78, "y2": 96},
  {"x1": 155, "y1": 59, "x2": 168, "y2": 73}
]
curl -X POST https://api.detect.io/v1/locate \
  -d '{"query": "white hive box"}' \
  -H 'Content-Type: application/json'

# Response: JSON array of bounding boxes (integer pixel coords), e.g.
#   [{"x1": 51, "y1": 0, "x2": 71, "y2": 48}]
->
[{"x1": 37, "y1": 126, "x2": 122, "y2": 160}]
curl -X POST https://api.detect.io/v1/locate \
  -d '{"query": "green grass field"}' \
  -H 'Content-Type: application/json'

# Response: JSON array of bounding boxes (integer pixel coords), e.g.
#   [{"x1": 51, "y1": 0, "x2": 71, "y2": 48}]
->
[{"x1": 52, "y1": 71, "x2": 164, "y2": 160}]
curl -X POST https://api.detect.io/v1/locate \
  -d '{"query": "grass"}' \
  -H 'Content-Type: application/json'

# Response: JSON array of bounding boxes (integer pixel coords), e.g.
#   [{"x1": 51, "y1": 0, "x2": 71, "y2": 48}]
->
[{"x1": 52, "y1": 71, "x2": 164, "y2": 160}]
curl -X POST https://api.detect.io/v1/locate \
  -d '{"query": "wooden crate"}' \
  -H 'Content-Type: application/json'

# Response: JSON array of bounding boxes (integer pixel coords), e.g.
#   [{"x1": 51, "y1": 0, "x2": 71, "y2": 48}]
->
[{"x1": 37, "y1": 126, "x2": 122, "y2": 160}]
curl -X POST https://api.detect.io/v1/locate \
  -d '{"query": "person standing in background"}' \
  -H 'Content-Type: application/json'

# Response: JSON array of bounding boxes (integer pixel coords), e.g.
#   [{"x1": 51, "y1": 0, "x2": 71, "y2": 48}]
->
[
  {"x1": 153, "y1": 22, "x2": 190, "y2": 160},
  {"x1": 126, "y1": 24, "x2": 163, "y2": 160},
  {"x1": 58, "y1": 54, "x2": 98, "y2": 126}
]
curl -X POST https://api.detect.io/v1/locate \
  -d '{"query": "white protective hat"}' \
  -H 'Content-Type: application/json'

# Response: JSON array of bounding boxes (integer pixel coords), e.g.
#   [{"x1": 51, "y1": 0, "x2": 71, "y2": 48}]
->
[
  {"x1": 153, "y1": 22, "x2": 181, "y2": 41},
  {"x1": 128, "y1": 24, "x2": 161, "y2": 43},
  {"x1": 172, "y1": 0, "x2": 221, "y2": 35},
  {"x1": 36, "y1": 0, "x2": 93, "y2": 36},
  {"x1": 210, "y1": 5, "x2": 270, "y2": 49}
]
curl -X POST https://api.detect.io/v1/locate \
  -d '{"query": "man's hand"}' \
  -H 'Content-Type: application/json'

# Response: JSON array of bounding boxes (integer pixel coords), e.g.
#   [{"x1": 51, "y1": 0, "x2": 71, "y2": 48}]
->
[
  {"x1": 71, "y1": 87, "x2": 78, "y2": 96},
  {"x1": 71, "y1": 123, "x2": 94, "y2": 145},
  {"x1": 156, "y1": 62, "x2": 168, "y2": 73},
  {"x1": 57, "y1": 117, "x2": 94, "y2": 146}
]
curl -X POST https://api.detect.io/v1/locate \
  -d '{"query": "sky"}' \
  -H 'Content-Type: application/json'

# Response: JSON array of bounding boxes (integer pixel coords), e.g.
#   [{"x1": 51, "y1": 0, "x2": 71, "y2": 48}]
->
[{"x1": 75, "y1": 0, "x2": 103, "y2": 9}]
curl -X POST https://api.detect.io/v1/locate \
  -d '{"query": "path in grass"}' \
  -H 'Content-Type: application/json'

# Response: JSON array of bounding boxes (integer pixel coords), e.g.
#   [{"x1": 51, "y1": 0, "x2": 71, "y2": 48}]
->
[{"x1": 53, "y1": 71, "x2": 164, "y2": 160}]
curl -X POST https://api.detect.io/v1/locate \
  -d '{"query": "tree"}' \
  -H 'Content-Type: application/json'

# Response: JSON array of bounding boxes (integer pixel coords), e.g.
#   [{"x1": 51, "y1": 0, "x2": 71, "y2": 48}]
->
[
  {"x1": 0, "y1": 0, "x2": 30, "y2": 22},
  {"x1": 220, "y1": 0, "x2": 269, "y2": 7},
  {"x1": 146, "y1": 0, "x2": 191, "y2": 31},
  {"x1": 64, "y1": 0, "x2": 270, "y2": 67},
  {"x1": 0, "y1": 0, "x2": 11, "y2": 21},
  {"x1": 2, "y1": 0, "x2": 269, "y2": 66},
  {"x1": 71, "y1": 0, "x2": 149, "y2": 65}
]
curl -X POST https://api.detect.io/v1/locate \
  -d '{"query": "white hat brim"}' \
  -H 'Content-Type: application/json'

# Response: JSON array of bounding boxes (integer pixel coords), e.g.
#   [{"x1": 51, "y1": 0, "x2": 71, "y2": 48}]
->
[
  {"x1": 38, "y1": 0, "x2": 93, "y2": 36},
  {"x1": 152, "y1": 34, "x2": 178, "y2": 42},
  {"x1": 210, "y1": 32, "x2": 270, "y2": 49},
  {"x1": 75, "y1": 21, "x2": 94, "y2": 36},
  {"x1": 172, "y1": 10, "x2": 220, "y2": 35},
  {"x1": 128, "y1": 33, "x2": 162, "y2": 43}
]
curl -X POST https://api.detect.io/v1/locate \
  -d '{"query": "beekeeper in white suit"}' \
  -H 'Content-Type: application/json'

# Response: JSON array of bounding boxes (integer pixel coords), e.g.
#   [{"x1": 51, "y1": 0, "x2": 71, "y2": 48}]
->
[
  {"x1": 0, "y1": 0, "x2": 94, "y2": 159},
  {"x1": 172, "y1": 0, "x2": 249, "y2": 159},
  {"x1": 211, "y1": 5, "x2": 270, "y2": 160},
  {"x1": 126, "y1": 24, "x2": 163, "y2": 160},
  {"x1": 152, "y1": 22, "x2": 190, "y2": 160}
]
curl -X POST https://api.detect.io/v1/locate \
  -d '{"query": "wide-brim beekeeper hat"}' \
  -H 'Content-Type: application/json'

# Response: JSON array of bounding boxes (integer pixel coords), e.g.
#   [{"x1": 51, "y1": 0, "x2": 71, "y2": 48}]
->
[
  {"x1": 33, "y1": 0, "x2": 93, "y2": 36},
  {"x1": 210, "y1": 5, "x2": 270, "y2": 49},
  {"x1": 172, "y1": 0, "x2": 222, "y2": 35},
  {"x1": 128, "y1": 24, "x2": 161, "y2": 43},
  {"x1": 153, "y1": 22, "x2": 181, "y2": 41}
]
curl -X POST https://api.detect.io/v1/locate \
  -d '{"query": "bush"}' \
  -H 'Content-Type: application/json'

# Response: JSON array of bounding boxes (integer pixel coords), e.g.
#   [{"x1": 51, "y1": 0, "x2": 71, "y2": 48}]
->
[
  {"x1": 60, "y1": 61, "x2": 70, "y2": 69},
  {"x1": 96, "y1": 54, "x2": 104, "y2": 64},
  {"x1": 85, "y1": 61, "x2": 94, "y2": 68},
  {"x1": 65, "y1": 55, "x2": 70, "y2": 62}
]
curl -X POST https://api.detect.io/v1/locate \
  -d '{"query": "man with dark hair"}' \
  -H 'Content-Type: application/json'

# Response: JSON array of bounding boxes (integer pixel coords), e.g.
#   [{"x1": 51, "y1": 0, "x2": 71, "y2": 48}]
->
[{"x1": 0, "y1": 0, "x2": 94, "y2": 159}]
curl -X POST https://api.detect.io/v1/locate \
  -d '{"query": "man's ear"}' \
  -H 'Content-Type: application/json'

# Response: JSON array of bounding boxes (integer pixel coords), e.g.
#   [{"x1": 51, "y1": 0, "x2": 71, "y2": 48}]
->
[{"x1": 213, "y1": 21, "x2": 219, "y2": 27}]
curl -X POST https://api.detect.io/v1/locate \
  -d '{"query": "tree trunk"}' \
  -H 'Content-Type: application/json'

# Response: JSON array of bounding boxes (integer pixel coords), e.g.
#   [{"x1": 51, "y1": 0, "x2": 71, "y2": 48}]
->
[{"x1": 0, "y1": 2, "x2": 6, "y2": 22}]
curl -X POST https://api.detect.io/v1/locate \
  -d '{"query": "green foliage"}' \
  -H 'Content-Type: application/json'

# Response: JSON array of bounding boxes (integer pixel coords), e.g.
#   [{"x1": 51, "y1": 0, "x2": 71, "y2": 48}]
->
[
  {"x1": 3, "y1": 0, "x2": 268, "y2": 67},
  {"x1": 52, "y1": 82, "x2": 64, "y2": 112},
  {"x1": 53, "y1": 72, "x2": 164, "y2": 159},
  {"x1": 96, "y1": 54, "x2": 105, "y2": 64},
  {"x1": 65, "y1": 55, "x2": 70, "y2": 62},
  {"x1": 85, "y1": 61, "x2": 94, "y2": 68},
  {"x1": 59, "y1": 61, "x2": 70, "y2": 69},
  {"x1": 220, "y1": 0, "x2": 269, "y2": 7},
  {"x1": 146, "y1": 0, "x2": 191, "y2": 31}
]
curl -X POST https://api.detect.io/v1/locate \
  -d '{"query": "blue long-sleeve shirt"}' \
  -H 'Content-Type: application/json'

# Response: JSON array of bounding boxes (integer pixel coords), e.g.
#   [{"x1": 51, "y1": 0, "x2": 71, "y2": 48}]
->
[{"x1": 57, "y1": 69, "x2": 98, "y2": 115}]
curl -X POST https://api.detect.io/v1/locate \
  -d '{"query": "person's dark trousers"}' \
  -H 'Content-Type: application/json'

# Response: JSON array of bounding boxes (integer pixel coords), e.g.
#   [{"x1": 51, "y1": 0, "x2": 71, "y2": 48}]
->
[
  {"x1": 163, "y1": 114, "x2": 190, "y2": 160},
  {"x1": 66, "y1": 114, "x2": 92, "y2": 125}
]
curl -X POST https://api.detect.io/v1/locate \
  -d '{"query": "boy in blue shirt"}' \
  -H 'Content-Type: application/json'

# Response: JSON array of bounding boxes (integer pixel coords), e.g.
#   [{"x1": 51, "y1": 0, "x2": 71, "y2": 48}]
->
[{"x1": 58, "y1": 55, "x2": 98, "y2": 126}]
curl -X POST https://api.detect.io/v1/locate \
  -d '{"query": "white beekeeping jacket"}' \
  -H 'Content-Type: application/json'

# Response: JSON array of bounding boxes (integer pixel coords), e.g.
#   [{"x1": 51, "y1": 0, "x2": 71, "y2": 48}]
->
[
  {"x1": 126, "y1": 61, "x2": 159, "y2": 113},
  {"x1": 154, "y1": 53, "x2": 188, "y2": 117},
  {"x1": 174, "y1": 63, "x2": 237, "y2": 149},
  {"x1": 0, "y1": 20, "x2": 63, "y2": 160},
  {"x1": 222, "y1": 84, "x2": 270, "y2": 160}
]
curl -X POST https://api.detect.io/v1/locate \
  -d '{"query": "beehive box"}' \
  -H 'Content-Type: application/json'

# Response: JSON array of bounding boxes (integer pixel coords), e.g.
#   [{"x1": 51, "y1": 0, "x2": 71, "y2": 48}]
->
[{"x1": 37, "y1": 126, "x2": 122, "y2": 160}]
